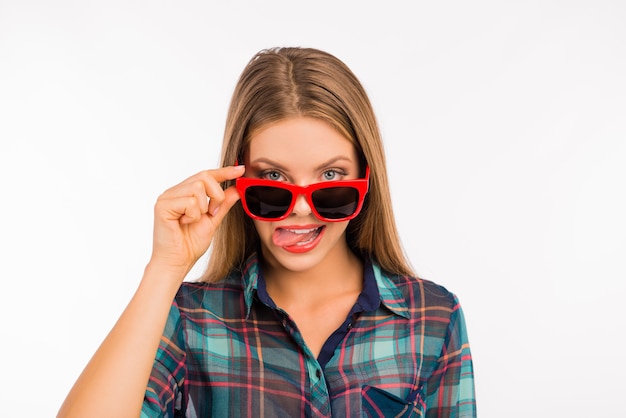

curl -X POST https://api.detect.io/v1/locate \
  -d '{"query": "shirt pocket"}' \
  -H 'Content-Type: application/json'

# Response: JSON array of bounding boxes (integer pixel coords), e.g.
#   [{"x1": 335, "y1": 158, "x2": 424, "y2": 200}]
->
[{"x1": 361, "y1": 385, "x2": 425, "y2": 418}]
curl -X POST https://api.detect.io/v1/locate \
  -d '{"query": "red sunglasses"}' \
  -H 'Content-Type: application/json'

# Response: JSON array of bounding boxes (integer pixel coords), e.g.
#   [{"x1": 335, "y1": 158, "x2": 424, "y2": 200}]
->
[{"x1": 236, "y1": 166, "x2": 370, "y2": 222}]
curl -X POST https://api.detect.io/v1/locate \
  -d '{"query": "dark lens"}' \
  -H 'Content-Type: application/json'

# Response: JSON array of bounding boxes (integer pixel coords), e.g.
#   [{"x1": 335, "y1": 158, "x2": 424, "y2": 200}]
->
[
  {"x1": 245, "y1": 186, "x2": 293, "y2": 219},
  {"x1": 311, "y1": 187, "x2": 359, "y2": 219}
]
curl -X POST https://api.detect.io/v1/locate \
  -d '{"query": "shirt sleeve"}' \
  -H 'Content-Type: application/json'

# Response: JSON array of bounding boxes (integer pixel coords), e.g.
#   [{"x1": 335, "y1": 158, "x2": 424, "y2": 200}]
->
[
  {"x1": 424, "y1": 294, "x2": 477, "y2": 417},
  {"x1": 141, "y1": 300, "x2": 187, "y2": 418}
]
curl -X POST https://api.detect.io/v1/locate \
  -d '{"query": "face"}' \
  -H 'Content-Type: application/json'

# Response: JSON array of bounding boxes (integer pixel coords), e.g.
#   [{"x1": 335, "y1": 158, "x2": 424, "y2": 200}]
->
[{"x1": 243, "y1": 116, "x2": 362, "y2": 274}]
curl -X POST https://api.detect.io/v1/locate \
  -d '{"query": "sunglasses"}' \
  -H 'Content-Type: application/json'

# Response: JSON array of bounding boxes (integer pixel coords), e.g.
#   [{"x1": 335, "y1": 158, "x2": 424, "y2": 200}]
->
[{"x1": 236, "y1": 166, "x2": 370, "y2": 222}]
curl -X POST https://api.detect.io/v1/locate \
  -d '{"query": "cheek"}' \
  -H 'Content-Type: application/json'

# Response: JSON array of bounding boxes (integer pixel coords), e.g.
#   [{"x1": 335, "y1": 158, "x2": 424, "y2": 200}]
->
[
  {"x1": 326, "y1": 221, "x2": 350, "y2": 239},
  {"x1": 252, "y1": 220, "x2": 272, "y2": 240}
]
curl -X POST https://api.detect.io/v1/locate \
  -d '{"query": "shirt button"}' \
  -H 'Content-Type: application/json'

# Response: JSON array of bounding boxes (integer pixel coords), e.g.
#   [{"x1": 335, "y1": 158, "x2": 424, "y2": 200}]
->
[{"x1": 316, "y1": 369, "x2": 322, "y2": 379}]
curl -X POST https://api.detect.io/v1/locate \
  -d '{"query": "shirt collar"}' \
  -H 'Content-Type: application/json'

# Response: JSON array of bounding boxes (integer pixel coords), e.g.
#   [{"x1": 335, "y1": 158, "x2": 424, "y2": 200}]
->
[
  {"x1": 371, "y1": 262, "x2": 411, "y2": 319},
  {"x1": 240, "y1": 253, "x2": 410, "y2": 319}
]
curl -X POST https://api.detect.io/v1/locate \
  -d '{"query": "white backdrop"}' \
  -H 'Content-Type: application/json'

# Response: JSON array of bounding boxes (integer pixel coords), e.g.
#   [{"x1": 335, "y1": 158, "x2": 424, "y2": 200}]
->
[{"x1": 1, "y1": 1, "x2": 624, "y2": 416}]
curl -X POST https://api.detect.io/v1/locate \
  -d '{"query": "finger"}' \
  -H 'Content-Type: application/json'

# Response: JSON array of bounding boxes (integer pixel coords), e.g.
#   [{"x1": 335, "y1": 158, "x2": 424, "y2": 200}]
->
[
  {"x1": 185, "y1": 180, "x2": 210, "y2": 215},
  {"x1": 179, "y1": 198, "x2": 203, "y2": 225},
  {"x1": 155, "y1": 195, "x2": 204, "y2": 224},
  {"x1": 208, "y1": 185, "x2": 241, "y2": 222},
  {"x1": 176, "y1": 165, "x2": 245, "y2": 189},
  {"x1": 193, "y1": 166, "x2": 245, "y2": 210},
  {"x1": 160, "y1": 165, "x2": 245, "y2": 204},
  {"x1": 204, "y1": 165, "x2": 246, "y2": 183},
  {"x1": 159, "y1": 177, "x2": 223, "y2": 204}
]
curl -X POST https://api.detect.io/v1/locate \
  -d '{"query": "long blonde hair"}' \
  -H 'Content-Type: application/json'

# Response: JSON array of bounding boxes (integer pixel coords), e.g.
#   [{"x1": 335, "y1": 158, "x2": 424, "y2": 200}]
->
[{"x1": 202, "y1": 47, "x2": 414, "y2": 282}]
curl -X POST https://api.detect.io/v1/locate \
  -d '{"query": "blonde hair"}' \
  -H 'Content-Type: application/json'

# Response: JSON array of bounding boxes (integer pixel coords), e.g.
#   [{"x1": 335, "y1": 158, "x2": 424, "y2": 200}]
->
[{"x1": 201, "y1": 47, "x2": 414, "y2": 282}]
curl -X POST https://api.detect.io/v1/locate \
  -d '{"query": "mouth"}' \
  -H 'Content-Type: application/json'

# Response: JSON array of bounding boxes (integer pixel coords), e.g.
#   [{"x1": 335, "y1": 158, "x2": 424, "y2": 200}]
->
[{"x1": 272, "y1": 225, "x2": 325, "y2": 252}]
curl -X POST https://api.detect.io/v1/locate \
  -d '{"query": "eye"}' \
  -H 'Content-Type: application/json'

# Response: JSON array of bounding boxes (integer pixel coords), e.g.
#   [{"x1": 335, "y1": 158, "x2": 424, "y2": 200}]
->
[
  {"x1": 262, "y1": 170, "x2": 283, "y2": 181},
  {"x1": 322, "y1": 169, "x2": 345, "y2": 181}
]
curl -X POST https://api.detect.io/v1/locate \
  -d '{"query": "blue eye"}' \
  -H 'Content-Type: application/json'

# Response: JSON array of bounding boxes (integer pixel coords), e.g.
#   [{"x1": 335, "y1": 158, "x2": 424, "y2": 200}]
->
[
  {"x1": 323, "y1": 170, "x2": 343, "y2": 181},
  {"x1": 264, "y1": 171, "x2": 282, "y2": 181}
]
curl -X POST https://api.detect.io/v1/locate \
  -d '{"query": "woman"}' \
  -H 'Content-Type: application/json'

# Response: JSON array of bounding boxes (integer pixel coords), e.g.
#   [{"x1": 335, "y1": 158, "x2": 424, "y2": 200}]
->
[{"x1": 58, "y1": 47, "x2": 476, "y2": 417}]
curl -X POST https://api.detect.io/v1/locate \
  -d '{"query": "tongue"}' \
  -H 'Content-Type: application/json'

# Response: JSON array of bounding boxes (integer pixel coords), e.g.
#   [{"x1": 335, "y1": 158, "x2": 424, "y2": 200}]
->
[{"x1": 272, "y1": 228, "x2": 320, "y2": 247}]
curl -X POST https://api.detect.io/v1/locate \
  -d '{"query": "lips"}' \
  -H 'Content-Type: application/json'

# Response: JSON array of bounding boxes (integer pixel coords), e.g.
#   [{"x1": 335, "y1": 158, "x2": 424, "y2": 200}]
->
[{"x1": 272, "y1": 226, "x2": 324, "y2": 252}]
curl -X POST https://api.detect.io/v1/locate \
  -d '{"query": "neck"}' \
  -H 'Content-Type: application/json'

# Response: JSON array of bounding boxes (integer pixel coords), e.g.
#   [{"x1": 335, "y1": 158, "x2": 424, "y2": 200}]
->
[{"x1": 261, "y1": 246, "x2": 364, "y2": 310}]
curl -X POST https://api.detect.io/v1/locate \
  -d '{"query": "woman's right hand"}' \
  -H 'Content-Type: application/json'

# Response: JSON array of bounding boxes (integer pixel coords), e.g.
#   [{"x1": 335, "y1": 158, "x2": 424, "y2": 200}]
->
[
  {"x1": 57, "y1": 166, "x2": 246, "y2": 418},
  {"x1": 147, "y1": 165, "x2": 245, "y2": 279}
]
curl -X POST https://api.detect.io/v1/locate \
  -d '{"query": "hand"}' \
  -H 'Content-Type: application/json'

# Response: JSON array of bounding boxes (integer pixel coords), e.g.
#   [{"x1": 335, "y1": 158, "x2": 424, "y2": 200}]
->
[{"x1": 148, "y1": 165, "x2": 245, "y2": 278}]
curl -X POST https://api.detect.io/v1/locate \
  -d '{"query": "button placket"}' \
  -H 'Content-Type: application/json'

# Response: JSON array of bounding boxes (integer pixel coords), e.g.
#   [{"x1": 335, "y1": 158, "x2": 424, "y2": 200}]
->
[{"x1": 306, "y1": 358, "x2": 330, "y2": 416}]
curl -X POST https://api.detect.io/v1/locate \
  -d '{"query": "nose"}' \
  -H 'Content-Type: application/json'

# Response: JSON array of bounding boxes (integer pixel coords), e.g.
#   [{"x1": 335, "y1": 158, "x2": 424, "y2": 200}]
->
[{"x1": 290, "y1": 192, "x2": 313, "y2": 218}]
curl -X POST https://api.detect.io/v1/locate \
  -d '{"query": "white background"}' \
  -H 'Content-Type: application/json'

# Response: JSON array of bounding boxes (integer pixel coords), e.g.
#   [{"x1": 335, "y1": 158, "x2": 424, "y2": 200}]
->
[{"x1": 1, "y1": 1, "x2": 625, "y2": 416}]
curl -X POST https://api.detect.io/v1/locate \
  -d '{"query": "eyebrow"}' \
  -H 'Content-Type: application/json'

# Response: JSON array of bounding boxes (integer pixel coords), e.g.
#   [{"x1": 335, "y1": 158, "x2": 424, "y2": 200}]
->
[{"x1": 249, "y1": 156, "x2": 354, "y2": 171}]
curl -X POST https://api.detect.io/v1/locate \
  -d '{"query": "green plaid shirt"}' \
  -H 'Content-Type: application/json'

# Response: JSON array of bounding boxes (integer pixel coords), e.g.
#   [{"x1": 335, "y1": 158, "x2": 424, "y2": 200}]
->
[{"x1": 142, "y1": 254, "x2": 476, "y2": 417}]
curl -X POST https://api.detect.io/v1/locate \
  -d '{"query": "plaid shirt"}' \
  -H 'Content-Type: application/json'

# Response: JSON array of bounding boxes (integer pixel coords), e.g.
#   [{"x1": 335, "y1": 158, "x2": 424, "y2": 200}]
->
[{"x1": 142, "y1": 254, "x2": 476, "y2": 417}]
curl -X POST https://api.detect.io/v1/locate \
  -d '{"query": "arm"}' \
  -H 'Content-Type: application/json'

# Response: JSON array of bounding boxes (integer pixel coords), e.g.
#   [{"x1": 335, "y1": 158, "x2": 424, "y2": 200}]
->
[
  {"x1": 57, "y1": 165, "x2": 245, "y2": 418},
  {"x1": 424, "y1": 296, "x2": 477, "y2": 418}
]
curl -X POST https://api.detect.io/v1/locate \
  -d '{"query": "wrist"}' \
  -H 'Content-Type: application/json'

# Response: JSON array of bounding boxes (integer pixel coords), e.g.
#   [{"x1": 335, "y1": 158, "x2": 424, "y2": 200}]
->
[{"x1": 142, "y1": 260, "x2": 189, "y2": 290}]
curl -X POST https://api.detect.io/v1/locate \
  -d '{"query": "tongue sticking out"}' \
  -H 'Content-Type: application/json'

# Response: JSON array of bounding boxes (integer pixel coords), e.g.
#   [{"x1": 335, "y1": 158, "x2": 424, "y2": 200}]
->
[{"x1": 272, "y1": 227, "x2": 322, "y2": 247}]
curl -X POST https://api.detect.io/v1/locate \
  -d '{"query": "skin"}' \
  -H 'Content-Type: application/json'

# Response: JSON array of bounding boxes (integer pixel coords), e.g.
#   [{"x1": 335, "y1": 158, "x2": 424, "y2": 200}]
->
[
  {"x1": 57, "y1": 116, "x2": 364, "y2": 416},
  {"x1": 246, "y1": 117, "x2": 364, "y2": 357},
  {"x1": 57, "y1": 167, "x2": 244, "y2": 417}
]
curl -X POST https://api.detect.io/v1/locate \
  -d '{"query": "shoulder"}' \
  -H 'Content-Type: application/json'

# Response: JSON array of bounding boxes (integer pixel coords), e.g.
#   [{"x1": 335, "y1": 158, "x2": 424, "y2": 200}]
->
[
  {"x1": 397, "y1": 274, "x2": 459, "y2": 308},
  {"x1": 173, "y1": 274, "x2": 244, "y2": 312},
  {"x1": 377, "y1": 267, "x2": 462, "y2": 318}
]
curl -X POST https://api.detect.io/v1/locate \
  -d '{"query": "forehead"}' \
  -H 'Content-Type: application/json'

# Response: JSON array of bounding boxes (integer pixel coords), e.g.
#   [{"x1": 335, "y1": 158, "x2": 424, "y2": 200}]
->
[{"x1": 247, "y1": 117, "x2": 358, "y2": 166}]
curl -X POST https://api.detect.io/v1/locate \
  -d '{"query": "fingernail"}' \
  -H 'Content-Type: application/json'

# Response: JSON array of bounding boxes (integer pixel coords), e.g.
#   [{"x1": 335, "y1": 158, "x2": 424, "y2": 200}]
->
[{"x1": 211, "y1": 205, "x2": 221, "y2": 216}]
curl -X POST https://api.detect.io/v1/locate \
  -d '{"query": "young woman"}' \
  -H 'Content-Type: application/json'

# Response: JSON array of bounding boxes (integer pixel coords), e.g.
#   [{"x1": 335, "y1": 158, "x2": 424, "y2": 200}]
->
[{"x1": 58, "y1": 47, "x2": 476, "y2": 417}]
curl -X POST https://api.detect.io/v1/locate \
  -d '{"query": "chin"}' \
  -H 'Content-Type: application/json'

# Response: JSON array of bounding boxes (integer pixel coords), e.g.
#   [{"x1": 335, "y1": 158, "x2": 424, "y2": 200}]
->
[{"x1": 261, "y1": 245, "x2": 328, "y2": 273}]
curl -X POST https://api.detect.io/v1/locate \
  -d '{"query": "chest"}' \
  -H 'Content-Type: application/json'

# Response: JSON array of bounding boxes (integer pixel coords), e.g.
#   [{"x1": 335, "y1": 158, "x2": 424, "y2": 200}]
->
[{"x1": 181, "y1": 308, "x2": 442, "y2": 417}]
